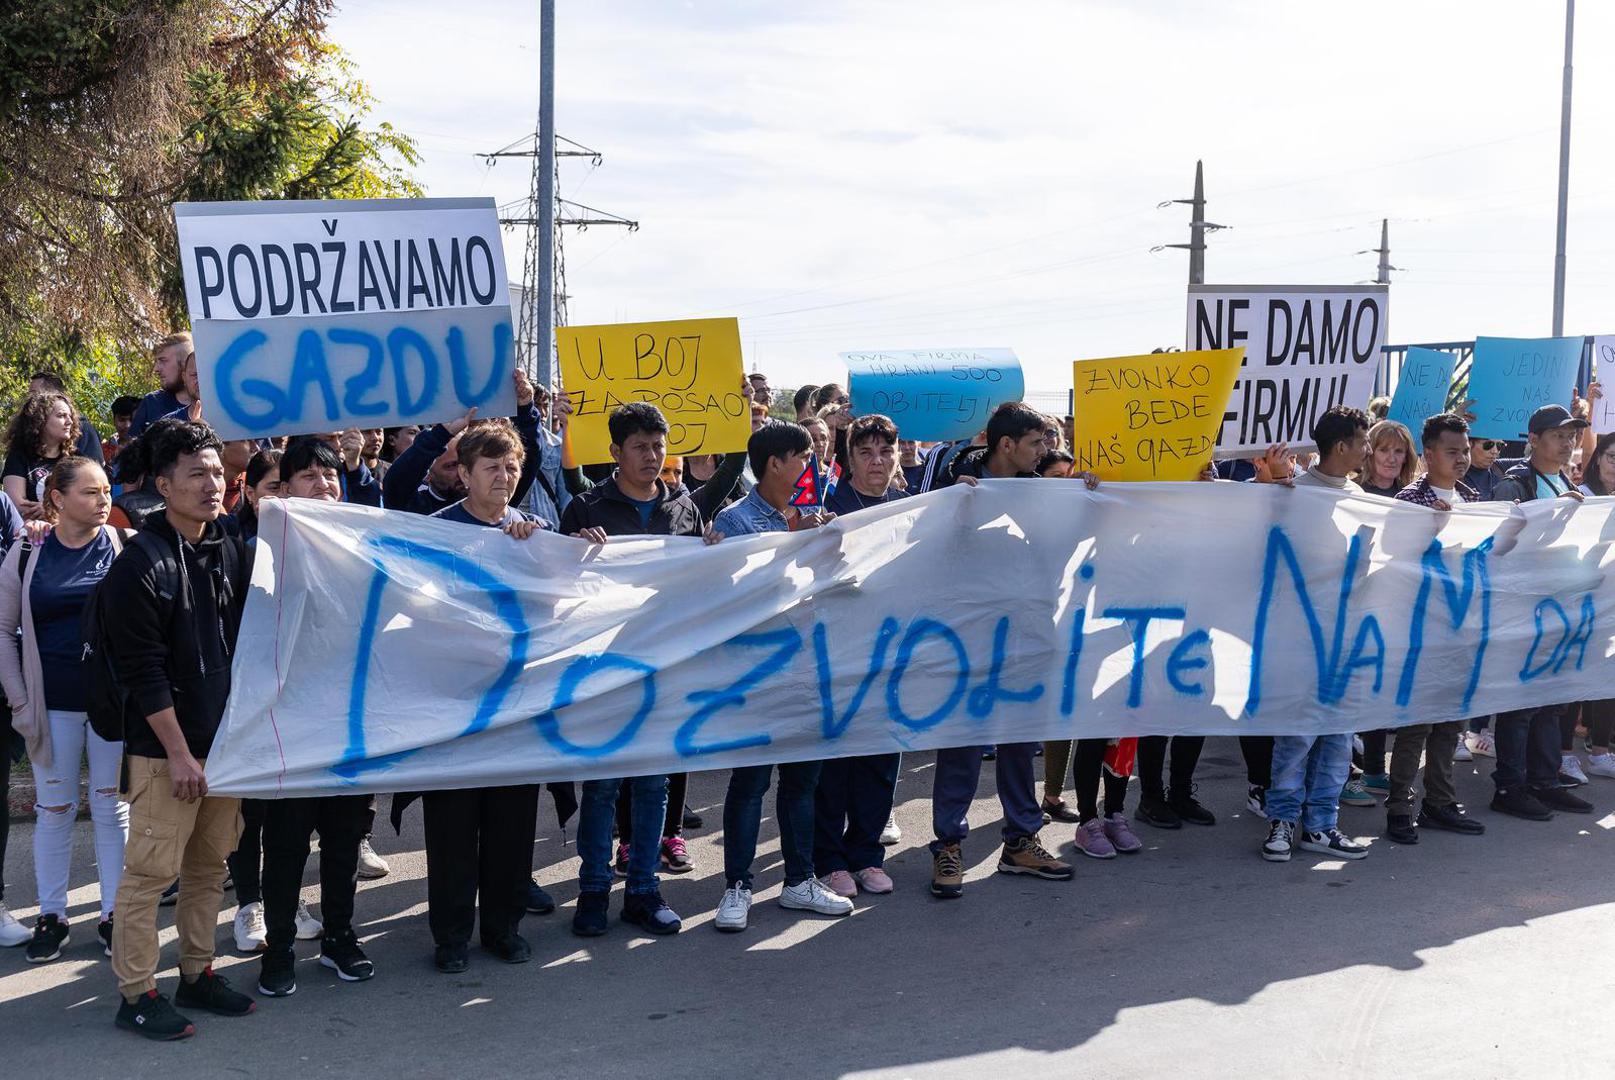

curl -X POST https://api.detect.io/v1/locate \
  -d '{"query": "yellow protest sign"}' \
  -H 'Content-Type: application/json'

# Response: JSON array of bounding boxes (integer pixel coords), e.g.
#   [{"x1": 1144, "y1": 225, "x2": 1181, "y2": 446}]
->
[
  {"x1": 1070, "y1": 348, "x2": 1244, "y2": 481},
  {"x1": 557, "y1": 317, "x2": 751, "y2": 465}
]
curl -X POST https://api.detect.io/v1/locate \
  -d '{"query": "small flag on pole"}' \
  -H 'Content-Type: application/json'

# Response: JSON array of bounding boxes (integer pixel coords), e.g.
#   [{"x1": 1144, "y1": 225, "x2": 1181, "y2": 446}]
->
[{"x1": 790, "y1": 454, "x2": 823, "y2": 508}]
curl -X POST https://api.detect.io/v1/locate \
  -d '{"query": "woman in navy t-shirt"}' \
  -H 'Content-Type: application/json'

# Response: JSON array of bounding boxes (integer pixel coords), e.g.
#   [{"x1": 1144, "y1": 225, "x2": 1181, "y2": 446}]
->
[{"x1": 0, "y1": 457, "x2": 129, "y2": 962}]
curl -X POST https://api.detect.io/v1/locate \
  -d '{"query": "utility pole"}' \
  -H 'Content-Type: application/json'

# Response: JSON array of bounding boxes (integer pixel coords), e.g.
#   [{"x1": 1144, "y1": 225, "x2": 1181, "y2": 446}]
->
[
  {"x1": 537, "y1": 0, "x2": 556, "y2": 386},
  {"x1": 1156, "y1": 160, "x2": 1226, "y2": 284},
  {"x1": 1552, "y1": 0, "x2": 1575, "y2": 336},
  {"x1": 1358, "y1": 218, "x2": 1399, "y2": 284}
]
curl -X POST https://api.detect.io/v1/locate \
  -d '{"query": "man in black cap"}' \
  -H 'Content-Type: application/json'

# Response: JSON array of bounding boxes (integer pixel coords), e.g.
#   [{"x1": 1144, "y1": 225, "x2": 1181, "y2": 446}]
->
[{"x1": 1488, "y1": 403, "x2": 1594, "y2": 820}]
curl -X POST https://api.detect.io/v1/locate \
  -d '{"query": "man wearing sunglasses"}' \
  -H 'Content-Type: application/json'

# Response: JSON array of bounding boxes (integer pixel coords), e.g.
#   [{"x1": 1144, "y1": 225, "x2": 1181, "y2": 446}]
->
[{"x1": 1462, "y1": 436, "x2": 1507, "y2": 500}]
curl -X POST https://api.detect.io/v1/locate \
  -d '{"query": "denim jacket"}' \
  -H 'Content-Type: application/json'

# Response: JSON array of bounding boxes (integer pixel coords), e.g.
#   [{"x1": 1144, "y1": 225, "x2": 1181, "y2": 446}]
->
[{"x1": 713, "y1": 488, "x2": 789, "y2": 536}]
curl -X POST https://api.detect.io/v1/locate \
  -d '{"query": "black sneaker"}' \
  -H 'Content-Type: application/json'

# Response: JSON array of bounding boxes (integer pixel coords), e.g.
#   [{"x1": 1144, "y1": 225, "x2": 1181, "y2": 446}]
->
[
  {"x1": 98, "y1": 914, "x2": 114, "y2": 958},
  {"x1": 572, "y1": 891, "x2": 609, "y2": 937},
  {"x1": 1491, "y1": 788, "x2": 1553, "y2": 821},
  {"x1": 482, "y1": 931, "x2": 532, "y2": 964},
  {"x1": 1134, "y1": 796, "x2": 1182, "y2": 830},
  {"x1": 1385, "y1": 814, "x2": 1419, "y2": 845},
  {"x1": 1418, "y1": 802, "x2": 1486, "y2": 834},
  {"x1": 158, "y1": 880, "x2": 179, "y2": 907},
  {"x1": 175, "y1": 967, "x2": 256, "y2": 1016},
  {"x1": 257, "y1": 948, "x2": 297, "y2": 997},
  {"x1": 1297, "y1": 827, "x2": 1368, "y2": 860},
  {"x1": 621, "y1": 890, "x2": 682, "y2": 935},
  {"x1": 526, "y1": 878, "x2": 556, "y2": 915},
  {"x1": 1169, "y1": 790, "x2": 1217, "y2": 826},
  {"x1": 1246, "y1": 785, "x2": 1268, "y2": 819},
  {"x1": 320, "y1": 930, "x2": 374, "y2": 982},
  {"x1": 1534, "y1": 785, "x2": 1594, "y2": 814},
  {"x1": 682, "y1": 804, "x2": 703, "y2": 830},
  {"x1": 25, "y1": 914, "x2": 69, "y2": 963},
  {"x1": 116, "y1": 991, "x2": 195, "y2": 1041},
  {"x1": 1261, "y1": 819, "x2": 1293, "y2": 862},
  {"x1": 434, "y1": 943, "x2": 469, "y2": 973}
]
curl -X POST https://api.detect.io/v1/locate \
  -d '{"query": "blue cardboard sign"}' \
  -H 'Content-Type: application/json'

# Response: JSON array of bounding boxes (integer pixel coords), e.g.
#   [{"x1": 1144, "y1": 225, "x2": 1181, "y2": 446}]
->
[
  {"x1": 1465, "y1": 336, "x2": 1583, "y2": 440},
  {"x1": 1387, "y1": 346, "x2": 1457, "y2": 432},
  {"x1": 842, "y1": 348, "x2": 1025, "y2": 441}
]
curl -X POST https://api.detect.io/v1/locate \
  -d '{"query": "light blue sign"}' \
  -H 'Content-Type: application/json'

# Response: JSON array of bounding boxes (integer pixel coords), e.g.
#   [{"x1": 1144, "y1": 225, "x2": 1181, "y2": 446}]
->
[
  {"x1": 1387, "y1": 346, "x2": 1457, "y2": 432},
  {"x1": 1465, "y1": 336, "x2": 1584, "y2": 440},
  {"x1": 842, "y1": 348, "x2": 1025, "y2": 442}
]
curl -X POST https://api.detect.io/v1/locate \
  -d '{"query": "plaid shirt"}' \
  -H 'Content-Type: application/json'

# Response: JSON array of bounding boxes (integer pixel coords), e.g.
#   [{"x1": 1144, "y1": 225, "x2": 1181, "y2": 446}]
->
[{"x1": 1394, "y1": 475, "x2": 1479, "y2": 508}]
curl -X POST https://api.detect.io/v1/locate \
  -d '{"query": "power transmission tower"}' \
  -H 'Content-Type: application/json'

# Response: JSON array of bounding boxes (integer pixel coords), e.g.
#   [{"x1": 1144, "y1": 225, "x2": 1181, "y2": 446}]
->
[
  {"x1": 1154, "y1": 160, "x2": 1227, "y2": 284},
  {"x1": 483, "y1": 137, "x2": 638, "y2": 387},
  {"x1": 1358, "y1": 218, "x2": 1400, "y2": 284}
]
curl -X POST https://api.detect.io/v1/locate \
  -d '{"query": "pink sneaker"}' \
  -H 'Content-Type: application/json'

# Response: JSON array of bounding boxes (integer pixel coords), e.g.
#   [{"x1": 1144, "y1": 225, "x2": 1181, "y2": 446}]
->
[
  {"x1": 1103, "y1": 813, "x2": 1142, "y2": 854},
  {"x1": 820, "y1": 870, "x2": 858, "y2": 898},
  {"x1": 1073, "y1": 818, "x2": 1116, "y2": 859},
  {"x1": 614, "y1": 843, "x2": 629, "y2": 877},
  {"x1": 660, "y1": 835, "x2": 693, "y2": 874},
  {"x1": 853, "y1": 867, "x2": 894, "y2": 894}
]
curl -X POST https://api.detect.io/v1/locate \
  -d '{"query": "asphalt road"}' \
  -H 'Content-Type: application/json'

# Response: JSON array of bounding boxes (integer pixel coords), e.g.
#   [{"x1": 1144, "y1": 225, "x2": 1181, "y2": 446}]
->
[{"x1": 3, "y1": 740, "x2": 1614, "y2": 1079}]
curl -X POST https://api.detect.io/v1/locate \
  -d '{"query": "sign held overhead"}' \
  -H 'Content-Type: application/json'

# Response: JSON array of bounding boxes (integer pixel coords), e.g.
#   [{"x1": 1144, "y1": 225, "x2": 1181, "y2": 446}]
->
[
  {"x1": 1186, "y1": 284, "x2": 1387, "y2": 458},
  {"x1": 842, "y1": 348, "x2": 1025, "y2": 442}
]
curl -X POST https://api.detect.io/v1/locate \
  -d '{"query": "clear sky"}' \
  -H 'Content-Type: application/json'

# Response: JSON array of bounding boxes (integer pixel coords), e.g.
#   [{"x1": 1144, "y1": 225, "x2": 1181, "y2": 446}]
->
[{"x1": 329, "y1": 1, "x2": 1615, "y2": 397}]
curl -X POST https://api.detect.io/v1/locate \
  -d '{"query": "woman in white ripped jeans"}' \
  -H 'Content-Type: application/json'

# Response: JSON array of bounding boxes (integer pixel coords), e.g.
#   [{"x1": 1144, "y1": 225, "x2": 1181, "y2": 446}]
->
[{"x1": 0, "y1": 455, "x2": 129, "y2": 962}]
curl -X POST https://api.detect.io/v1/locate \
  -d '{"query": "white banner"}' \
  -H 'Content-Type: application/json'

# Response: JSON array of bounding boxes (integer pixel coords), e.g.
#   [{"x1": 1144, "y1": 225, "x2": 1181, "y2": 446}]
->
[
  {"x1": 209, "y1": 484, "x2": 1611, "y2": 798},
  {"x1": 1186, "y1": 284, "x2": 1388, "y2": 458},
  {"x1": 174, "y1": 197, "x2": 517, "y2": 441},
  {"x1": 1593, "y1": 335, "x2": 1615, "y2": 433}
]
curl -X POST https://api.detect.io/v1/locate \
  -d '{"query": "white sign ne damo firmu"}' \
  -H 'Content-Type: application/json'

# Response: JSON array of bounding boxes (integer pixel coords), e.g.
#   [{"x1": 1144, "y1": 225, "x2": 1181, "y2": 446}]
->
[{"x1": 1187, "y1": 285, "x2": 1388, "y2": 458}]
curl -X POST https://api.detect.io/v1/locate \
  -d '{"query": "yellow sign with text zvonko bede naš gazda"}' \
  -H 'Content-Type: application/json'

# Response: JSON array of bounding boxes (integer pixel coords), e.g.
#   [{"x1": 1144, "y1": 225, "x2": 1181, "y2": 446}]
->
[{"x1": 1071, "y1": 348, "x2": 1244, "y2": 481}]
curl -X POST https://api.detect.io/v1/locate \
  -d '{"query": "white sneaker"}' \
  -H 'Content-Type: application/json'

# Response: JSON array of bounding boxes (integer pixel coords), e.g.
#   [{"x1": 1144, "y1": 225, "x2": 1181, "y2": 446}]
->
[
  {"x1": 1562, "y1": 754, "x2": 1591, "y2": 786},
  {"x1": 1453, "y1": 739, "x2": 1472, "y2": 762},
  {"x1": 779, "y1": 878, "x2": 854, "y2": 917},
  {"x1": 0, "y1": 903, "x2": 29, "y2": 947},
  {"x1": 294, "y1": 900, "x2": 323, "y2": 940},
  {"x1": 356, "y1": 838, "x2": 390, "y2": 880},
  {"x1": 1586, "y1": 752, "x2": 1615, "y2": 779},
  {"x1": 714, "y1": 885, "x2": 752, "y2": 933},
  {"x1": 879, "y1": 814, "x2": 901, "y2": 845},
  {"x1": 233, "y1": 901, "x2": 268, "y2": 953},
  {"x1": 1465, "y1": 730, "x2": 1496, "y2": 758}
]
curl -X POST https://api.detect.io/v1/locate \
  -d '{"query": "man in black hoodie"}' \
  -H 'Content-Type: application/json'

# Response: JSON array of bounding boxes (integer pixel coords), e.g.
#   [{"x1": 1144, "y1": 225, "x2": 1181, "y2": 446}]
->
[
  {"x1": 1489, "y1": 404, "x2": 1595, "y2": 821},
  {"x1": 559, "y1": 403, "x2": 716, "y2": 937},
  {"x1": 108, "y1": 421, "x2": 255, "y2": 1040}
]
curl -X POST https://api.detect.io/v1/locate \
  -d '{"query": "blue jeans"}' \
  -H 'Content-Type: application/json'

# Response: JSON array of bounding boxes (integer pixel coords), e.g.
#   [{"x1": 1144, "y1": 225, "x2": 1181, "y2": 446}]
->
[
  {"x1": 723, "y1": 761, "x2": 821, "y2": 889},
  {"x1": 1267, "y1": 734, "x2": 1352, "y2": 832},
  {"x1": 814, "y1": 753, "x2": 899, "y2": 874},
  {"x1": 578, "y1": 775, "x2": 668, "y2": 896},
  {"x1": 929, "y1": 742, "x2": 1044, "y2": 853},
  {"x1": 1493, "y1": 706, "x2": 1562, "y2": 793}
]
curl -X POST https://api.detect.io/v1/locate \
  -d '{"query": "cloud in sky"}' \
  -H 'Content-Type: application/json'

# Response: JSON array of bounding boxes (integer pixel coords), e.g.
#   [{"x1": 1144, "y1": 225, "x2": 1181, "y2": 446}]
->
[{"x1": 331, "y1": 0, "x2": 1615, "y2": 398}]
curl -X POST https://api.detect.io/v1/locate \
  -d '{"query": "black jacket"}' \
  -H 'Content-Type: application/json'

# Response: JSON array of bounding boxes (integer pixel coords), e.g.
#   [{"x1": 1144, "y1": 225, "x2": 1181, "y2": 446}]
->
[
  {"x1": 382, "y1": 404, "x2": 542, "y2": 515},
  {"x1": 559, "y1": 475, "x2": 704, "y2": 538},
  {"x1": 103, "y1": 512, "x2": 250, "y2": 760},
  {"x1": 1492, "y1": 460, "x2": 1574, "y2": 504},
  {"x1": 940, "y1": 446, "x2": 1033, "y2": 486}
]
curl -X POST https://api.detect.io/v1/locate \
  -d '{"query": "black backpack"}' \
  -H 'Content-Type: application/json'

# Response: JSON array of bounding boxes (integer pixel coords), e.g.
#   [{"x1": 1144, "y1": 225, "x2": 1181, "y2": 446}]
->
[{"x1": 82, "y1": 531, "x2": 182, "y2": 743}]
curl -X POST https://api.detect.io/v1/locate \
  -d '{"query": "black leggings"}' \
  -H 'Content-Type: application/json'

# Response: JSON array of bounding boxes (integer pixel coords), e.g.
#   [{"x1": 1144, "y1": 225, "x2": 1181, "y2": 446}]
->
[
  {"x1": 228, "y1": 799, "x2": 267, "y2": 906},
  {"x1": 0, "y1": 716, "x2": 11, "y2": 904},
  {"x1": 616, "y1": 772, "x2": 688, "y2": 844},
  {"x1": 1137, "y1": 735, "x2": 1204, "y2": 801},
  {"x1": 1241, "y1": 736, "x2": 1274, "y2": 788},
  {"x1": 1585, "y1": 701, "x2": 1615, "y2": 750},
  {"x1": 1359, "y1": 730, "x2": 1389, "y2": 775},
  {"x1": 1072, "y1": 739, "x2": 1129, "y2": 824}
]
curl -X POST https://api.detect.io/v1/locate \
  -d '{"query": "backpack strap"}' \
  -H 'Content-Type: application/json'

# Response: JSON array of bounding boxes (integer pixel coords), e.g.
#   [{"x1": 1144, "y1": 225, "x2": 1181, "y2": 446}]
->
[
  {"x1": 128, "y1": 530, "x2": 181, "y2": 606},
  {"x1": 15, "y1": 539, "x2": 32, "y2": 584}
]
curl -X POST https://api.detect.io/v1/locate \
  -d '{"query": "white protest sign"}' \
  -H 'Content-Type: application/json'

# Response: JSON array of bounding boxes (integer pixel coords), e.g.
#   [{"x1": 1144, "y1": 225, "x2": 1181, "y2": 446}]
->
[
  {"x1": 1593, "y1": 335, "x2": 1615, "y2": 433},
  {"x1": 174, "y1": 197, "x2": 517, "y2": 441},
  {"x1": 842, "y1": 348, "x2": 1025, "y2": 441},
  {"x1": 1186, "y1": 284, "x2": 1388, "y2": 458},
  {"x1": 210, "y1": 486, "x2": 1611, "y2": 798}
]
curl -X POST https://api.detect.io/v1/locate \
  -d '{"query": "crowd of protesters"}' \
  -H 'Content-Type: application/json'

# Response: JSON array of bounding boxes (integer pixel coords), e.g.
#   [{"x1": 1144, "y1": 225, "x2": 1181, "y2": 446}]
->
[{"x1": 0, "y1": 331, "x2": 1606, "y2": 1041}]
